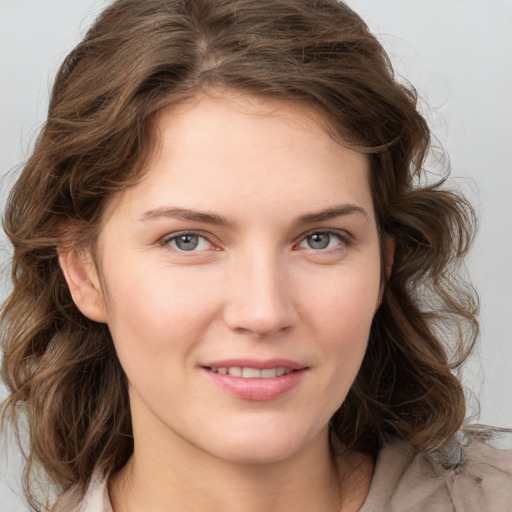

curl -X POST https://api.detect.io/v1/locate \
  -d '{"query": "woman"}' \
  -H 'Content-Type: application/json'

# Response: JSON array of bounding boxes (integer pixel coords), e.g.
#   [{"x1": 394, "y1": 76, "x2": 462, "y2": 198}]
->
[{"x1": 1, "y1": 0, "x2": 511, "y2": 511}]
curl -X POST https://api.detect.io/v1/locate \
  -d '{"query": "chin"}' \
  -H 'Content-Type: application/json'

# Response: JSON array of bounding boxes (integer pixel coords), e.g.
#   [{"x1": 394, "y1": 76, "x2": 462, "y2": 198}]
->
[
  {"x1": 201, "y1": 422, "x2": 326, "y2": 466},
  {"x1": 210, "y1": 442, "x2": 301, "y2": 465}
]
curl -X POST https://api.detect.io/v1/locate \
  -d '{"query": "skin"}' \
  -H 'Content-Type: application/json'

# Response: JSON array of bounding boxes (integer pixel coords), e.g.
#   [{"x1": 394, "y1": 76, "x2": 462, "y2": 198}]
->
[{"x1": 60, "y1": 94, "x2": 393, "y2": 512}]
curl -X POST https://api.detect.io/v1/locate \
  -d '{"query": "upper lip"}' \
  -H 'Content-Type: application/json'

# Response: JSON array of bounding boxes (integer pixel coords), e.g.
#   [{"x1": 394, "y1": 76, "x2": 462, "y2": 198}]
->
[{"x1": 201, "y1": 359, "x2": 308, "y2": 370}]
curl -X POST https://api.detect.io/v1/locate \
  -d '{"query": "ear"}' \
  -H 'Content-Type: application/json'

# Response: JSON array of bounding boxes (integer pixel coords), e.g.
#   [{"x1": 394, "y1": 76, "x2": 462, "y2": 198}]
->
[{"x1": 58, "y1": 247, "x2": 108, "y2": 323}]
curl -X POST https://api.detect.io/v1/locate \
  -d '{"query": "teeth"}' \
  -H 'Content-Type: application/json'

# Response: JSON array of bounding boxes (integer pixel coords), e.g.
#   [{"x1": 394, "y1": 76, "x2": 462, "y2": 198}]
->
[
  {"x1": 228, "y1": 367, "x2": 242, "y2": 377},
  {"x1": 242, "y1": 367, "x2": 261, "y2": 378},
  {"x1": 212, "y1": 367, "x2": 292, "y2": 378}
]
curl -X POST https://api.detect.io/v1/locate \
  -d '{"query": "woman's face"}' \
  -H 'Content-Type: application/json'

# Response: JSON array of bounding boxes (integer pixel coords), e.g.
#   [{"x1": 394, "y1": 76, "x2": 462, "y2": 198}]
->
[{"x1": 88, "y1": 94, "x2": 385, "y2": 464}]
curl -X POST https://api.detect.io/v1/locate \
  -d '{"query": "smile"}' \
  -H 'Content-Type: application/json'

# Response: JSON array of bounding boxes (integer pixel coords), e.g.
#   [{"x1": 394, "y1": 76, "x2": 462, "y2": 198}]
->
[
  {"x1": 208, "y1": 367, "x2": 293, "y2": 378},
  {"x1": 201, "y1": 360, "x2": 307, "y2": 400}
]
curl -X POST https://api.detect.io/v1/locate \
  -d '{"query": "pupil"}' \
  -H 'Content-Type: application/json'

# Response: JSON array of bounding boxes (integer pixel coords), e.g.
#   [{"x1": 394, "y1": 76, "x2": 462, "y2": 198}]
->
[
  {"x1": 176, "y1": 234, "x2": 199, "y2": 250},
  {"x1": 308, "y1": 233, "x2": 330, "y2": 249}
]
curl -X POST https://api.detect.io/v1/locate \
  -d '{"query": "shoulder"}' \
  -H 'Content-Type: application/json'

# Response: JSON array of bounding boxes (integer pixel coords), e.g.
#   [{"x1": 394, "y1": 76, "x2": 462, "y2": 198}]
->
[
  {"x1": 361, "y1": 428, "x2": 512, "y2": 512},
  {"x1": 51, "y1": 469, "x2": 112, "y2": 512}
]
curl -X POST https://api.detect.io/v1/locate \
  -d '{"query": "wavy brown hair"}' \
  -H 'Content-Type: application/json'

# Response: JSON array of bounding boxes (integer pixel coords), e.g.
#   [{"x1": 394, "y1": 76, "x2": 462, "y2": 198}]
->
[{"x1": 1, "y1": 0, "x2": 478, "y2": 509}]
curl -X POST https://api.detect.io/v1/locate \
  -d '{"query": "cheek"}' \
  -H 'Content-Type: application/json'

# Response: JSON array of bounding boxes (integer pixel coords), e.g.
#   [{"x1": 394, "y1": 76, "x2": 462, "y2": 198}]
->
[
  {"x1": 102, "y1": 261, "x2": 223, "y2": 363},
  {"x1": 302, "y1": 261, "x2": 381, "y2": 384},
  {"x1": 305, "y1": 263, "x2": 381, "y2": 338},
  {"x1": 287, "y1": 266, "x2": 381, "y2": 427}
]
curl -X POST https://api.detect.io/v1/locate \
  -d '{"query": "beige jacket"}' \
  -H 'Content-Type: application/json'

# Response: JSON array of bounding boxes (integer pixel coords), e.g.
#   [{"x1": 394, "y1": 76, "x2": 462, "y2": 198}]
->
[{"x1": 55, "y1": 432, "x2": 512, "y2": 512}]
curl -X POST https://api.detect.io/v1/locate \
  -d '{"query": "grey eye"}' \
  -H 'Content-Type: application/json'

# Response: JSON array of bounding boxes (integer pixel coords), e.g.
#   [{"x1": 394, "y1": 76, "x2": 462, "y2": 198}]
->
[
  {"x1": 306, "y1": 233, "x2": 331, "y2": 249},
  {"x1": 174, "y1": 234, "x2": 200, "y2": 251},
  {"x1": 163, "y1": 232, "x2": 213, "y2": 253}
]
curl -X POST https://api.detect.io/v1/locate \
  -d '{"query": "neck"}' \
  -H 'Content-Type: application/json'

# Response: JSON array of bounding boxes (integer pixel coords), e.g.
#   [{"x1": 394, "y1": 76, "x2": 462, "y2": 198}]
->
[
  {"x1": 108, "y1": 397, "x2": 373, "y2": 512},
  {"x1": 111, "y1": 434, "x2": 344, "y2": 512}
]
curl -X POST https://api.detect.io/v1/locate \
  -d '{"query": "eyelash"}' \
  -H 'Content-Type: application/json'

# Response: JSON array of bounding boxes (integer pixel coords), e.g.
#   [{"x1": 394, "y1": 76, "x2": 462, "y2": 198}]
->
[{"x1": 160, "y1": 229, "x2": 353, "y2": 254}]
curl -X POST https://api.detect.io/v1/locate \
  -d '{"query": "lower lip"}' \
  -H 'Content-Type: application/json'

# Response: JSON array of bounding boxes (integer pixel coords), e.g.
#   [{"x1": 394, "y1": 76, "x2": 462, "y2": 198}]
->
[{"x1": 201, "y1": 368, "x2": 307, "y2": 401}]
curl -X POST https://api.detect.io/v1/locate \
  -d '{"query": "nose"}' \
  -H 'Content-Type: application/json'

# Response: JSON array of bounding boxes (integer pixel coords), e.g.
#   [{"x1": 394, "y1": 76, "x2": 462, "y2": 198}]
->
[{"x1": 222, "y1": 249, "x2": 297, "y2": 338}]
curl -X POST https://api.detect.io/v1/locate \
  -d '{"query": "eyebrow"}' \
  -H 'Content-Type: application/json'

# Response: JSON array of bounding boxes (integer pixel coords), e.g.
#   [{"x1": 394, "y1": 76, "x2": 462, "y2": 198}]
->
[
  {"x1": 296, "y1": 204, "x2": 369, "y2": 225},
  {"x1": 139, "y1": 204, "x2": 369, "y2": 227},
  {"x1": 139, "y1": 207, "x2": 232, "y2": 227}
]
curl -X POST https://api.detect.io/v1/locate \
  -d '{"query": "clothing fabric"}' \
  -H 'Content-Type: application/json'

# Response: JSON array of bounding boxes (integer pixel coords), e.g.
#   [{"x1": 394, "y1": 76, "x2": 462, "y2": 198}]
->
[
  {"x1": 359, "y1": 432, "x2": 512, "y2": 512},
  {"x1": 54, "y1": 430, "x2": 512, "y2": 512}
]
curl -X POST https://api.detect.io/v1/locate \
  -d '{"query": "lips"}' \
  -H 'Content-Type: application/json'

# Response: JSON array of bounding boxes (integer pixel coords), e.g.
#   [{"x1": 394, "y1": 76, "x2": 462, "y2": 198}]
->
[{"x1": 201, "y1": 359, "x2": 308, "y2": 401}]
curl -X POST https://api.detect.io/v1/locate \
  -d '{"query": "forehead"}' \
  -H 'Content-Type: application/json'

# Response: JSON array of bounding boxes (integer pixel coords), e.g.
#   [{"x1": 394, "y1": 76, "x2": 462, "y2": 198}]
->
[{"x1": 105, "y1": 93, "x2": 373, "y2": 225}]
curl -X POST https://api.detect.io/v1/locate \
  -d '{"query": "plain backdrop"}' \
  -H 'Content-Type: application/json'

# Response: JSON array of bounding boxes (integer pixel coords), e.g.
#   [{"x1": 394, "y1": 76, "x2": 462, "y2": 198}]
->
[{"x1": 1, "y1": 1, "x2": 511, "y2": 510}]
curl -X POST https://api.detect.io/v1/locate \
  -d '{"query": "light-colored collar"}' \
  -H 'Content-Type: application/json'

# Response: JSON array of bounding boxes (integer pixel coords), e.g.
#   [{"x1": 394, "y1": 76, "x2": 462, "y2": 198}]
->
[{"x1": 79, "y1": 469, "x2": 113, "y2": 512}]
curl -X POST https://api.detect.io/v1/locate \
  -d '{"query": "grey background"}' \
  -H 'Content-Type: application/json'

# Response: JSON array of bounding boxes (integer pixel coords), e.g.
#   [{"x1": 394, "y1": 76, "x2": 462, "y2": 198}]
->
[{"x1": 1, "y1": 1, "x2": 511, "y2": 510}]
